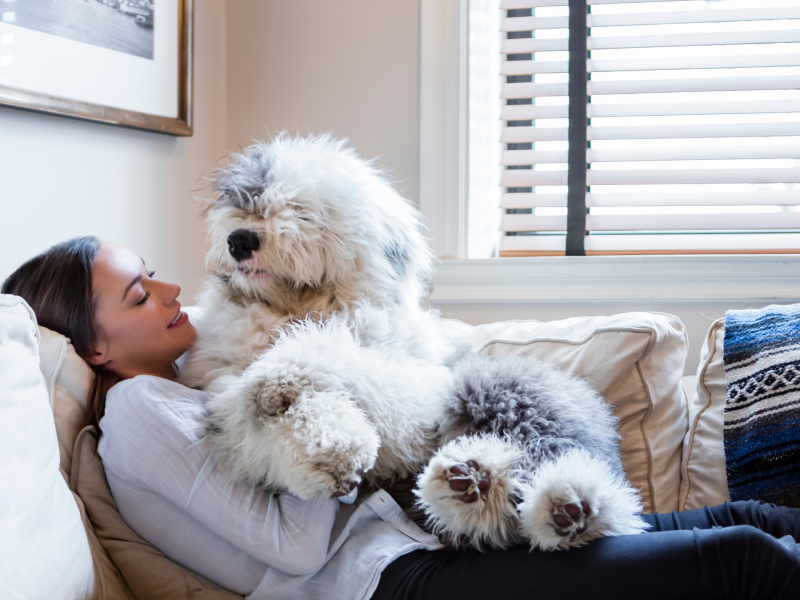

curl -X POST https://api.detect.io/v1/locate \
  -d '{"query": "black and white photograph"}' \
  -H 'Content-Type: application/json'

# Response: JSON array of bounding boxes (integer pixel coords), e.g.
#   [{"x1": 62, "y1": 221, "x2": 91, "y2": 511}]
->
[
  {"x1": 5, "y1": 0, "x2": 155, "y2": 60},
  {"x1": 0, "y1": 0, "x2": 189, "y2": 134}
]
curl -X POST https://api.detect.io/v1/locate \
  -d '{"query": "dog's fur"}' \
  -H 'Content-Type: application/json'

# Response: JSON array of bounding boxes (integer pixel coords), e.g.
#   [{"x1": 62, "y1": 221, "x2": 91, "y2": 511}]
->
[{"x1": 181, "y1": 133, "x2": 648, "y2": 551}]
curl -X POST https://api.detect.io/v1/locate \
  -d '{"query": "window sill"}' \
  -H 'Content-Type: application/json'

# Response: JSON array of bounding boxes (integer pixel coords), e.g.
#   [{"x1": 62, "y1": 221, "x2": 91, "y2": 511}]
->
[{"x1": 430, "y1": 255, "x2": 800, "y2": 304}]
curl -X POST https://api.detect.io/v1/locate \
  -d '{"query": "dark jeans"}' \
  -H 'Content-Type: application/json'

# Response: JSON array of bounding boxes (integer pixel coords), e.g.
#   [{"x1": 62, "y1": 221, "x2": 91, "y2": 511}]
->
[{"x1": 371, "y1": 501, "x2": 800, "y2": 600}]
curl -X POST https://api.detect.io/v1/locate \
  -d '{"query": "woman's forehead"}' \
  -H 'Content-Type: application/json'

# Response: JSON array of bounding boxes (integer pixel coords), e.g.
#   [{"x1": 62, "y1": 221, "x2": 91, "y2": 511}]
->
[{"x1": 93, "y1": 243, "x2": 145, "y2": 295}]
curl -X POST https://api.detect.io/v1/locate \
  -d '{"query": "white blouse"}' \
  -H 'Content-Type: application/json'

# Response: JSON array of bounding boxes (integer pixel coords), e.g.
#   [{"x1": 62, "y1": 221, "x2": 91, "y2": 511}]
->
[{"x1": 97, "y1": 375, "x2": 442, "y2": 600}]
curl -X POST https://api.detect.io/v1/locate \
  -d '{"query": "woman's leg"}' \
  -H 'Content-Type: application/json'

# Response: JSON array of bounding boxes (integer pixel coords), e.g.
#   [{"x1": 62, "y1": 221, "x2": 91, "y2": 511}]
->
[
  {"x1": 643, "y1": 500, "x2": 800, "y2": 542},
  {"x1": 372, "y1": 524, "x2": 800, "y2": 600}
]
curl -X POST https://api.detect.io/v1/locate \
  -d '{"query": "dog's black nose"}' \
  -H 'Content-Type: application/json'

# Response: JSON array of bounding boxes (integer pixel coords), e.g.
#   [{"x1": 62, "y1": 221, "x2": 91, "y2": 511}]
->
[{"x1": 227, "y1": 229, "x2": 261, "y2": 261}]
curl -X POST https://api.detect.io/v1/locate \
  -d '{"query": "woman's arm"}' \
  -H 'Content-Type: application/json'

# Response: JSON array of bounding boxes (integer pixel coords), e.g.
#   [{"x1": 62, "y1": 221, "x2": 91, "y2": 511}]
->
[{"x1": 98, "y1": 376, "x2": 338, "y2": 575}]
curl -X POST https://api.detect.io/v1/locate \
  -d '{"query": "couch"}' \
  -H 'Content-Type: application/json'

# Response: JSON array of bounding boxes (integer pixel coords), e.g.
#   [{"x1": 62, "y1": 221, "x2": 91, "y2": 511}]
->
[{"x1": 0, "y1": 294, "x2": 733, "y2": 600}]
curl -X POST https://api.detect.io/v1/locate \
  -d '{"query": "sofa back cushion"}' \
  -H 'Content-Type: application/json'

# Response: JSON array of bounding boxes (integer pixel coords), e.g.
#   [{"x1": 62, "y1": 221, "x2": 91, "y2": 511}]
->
[
  {"x1": 441, "y1": 312, "x2": 689, "y2": 514},
  {"x1": 0, "y1": 295, "x2": 95, "y2": 600}
]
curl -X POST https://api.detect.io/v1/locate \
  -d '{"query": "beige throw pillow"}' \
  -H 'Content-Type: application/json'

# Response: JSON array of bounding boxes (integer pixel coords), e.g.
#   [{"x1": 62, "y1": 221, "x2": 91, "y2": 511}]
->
[
  {"x1": 440, "y1": 312, "x2": 689, "y2": 514},
  {"x1": 70, "y1": 426, "x2": 244, "y2": 600}
]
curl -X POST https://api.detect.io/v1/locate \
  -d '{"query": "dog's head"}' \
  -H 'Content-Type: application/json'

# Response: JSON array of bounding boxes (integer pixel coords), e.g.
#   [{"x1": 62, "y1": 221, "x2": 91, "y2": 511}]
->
[{"x1": 205, "y1": 134, "x2": 433, "y2": 314}]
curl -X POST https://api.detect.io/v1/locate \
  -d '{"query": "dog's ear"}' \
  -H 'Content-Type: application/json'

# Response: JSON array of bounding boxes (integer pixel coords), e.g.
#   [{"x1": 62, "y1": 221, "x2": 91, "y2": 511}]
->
[{"x1": 213, "y1": 145, "x2": 272, "y2": 213}]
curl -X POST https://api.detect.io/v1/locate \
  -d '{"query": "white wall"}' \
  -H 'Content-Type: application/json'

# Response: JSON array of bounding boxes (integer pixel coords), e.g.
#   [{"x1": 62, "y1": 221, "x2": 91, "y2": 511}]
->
[
  {"x1": 225, "y1": 0, "x2": 421, "y2": 204},
  {"x1": 0, "y1": 0, "x2": 227, "y2": 302}
]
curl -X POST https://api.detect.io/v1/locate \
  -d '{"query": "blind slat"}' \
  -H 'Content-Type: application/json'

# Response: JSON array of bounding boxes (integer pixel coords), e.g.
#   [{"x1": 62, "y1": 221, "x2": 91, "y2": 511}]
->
[
  {"x1": 503, "y1": 8, "x2": 800, "y2": 32},
  {"x1": 502, "y1": 213, "x2": 800, "y2": 232},
  {"x1": 501, "y1": 54, "x2": 800, "y2": 76},
  {"x1": 502, "y1": 81, "x2": 569, "y2": 98},
  {"x1": 588, "y1": 76, "x2": 800, "y2": 96},
  {"x1": 502, "y1": 16, "x2": 568, "y2": 31},
  {"x1": 504, "y1": 76, "x2": 800, "y2": 99},
  {"x1": 501, "y1": 193, "x2": 569, "y2": 208},
  {"x1": 589, "y1": 7, "x2": 800, "y2": 28},
  {"x1": 503, "y1": 168, "x2": 800, "y2": 186},
  {"x1": 503, "y1": 145, "x2": 800, "y2": 165},
  {"x1": 500, "y1": 127, "x2": 568, "y2": 142},
  {"x1": 589, "y1": 122, "x2": 800, "y2": 140},
  {"x1": 588, "y1": 168, "x2": 800, "y2": 185},
  {"x1": 502, "y1": 122, "x2": 800, "y2": 142},
  {"x1": 501, "y1": 192, "x2": 800, "y2": 208},
  {"x1": 501, "y1": 0, "x2": 719, "y2": 8},
  {"x1": 501, "y1": 104, "x2": 569, "y2": 120},
  {"x1": 499, "y1": 233, "x2": 800, "y2": 256},
  {"x1": 501, "y1": 170, "x2": 569, "y2": 187},
  {"x1": 588, "y1": 99, "x2": 800, "y2": 118},
  {"x1": 500, "y1": 100, "x2": 800, "y2": 120},
  {"x1": 501, "y1": 30, "x2": 800, "y2": 54}
]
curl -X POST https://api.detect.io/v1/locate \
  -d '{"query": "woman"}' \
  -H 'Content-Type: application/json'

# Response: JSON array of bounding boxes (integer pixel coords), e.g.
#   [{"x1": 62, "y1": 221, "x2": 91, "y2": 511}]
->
[{"x1": 4, "y1": 236, "x2": 800, "y2": 600}]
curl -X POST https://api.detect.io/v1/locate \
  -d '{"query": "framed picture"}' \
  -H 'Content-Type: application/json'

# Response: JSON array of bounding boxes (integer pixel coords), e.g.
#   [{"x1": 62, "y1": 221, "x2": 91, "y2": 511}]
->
[{"x1": 0, "y1": 0, "x2": 192, "y2": 136}]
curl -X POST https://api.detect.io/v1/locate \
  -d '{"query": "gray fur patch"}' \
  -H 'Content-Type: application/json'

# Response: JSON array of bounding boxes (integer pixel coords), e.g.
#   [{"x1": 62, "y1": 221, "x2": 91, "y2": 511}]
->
[
  {"x1": 214, "y1": 146, "x2": 272, "y2": 212},
  {"x1": 446, "y1": 353, "x2": 624, "y2": 476}
]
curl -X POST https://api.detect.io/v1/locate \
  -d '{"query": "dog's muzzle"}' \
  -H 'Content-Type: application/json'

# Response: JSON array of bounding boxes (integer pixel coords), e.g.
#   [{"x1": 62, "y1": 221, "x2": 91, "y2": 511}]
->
[{"x1": 228, "y1": 229, "x2": 261, "y2": 261}]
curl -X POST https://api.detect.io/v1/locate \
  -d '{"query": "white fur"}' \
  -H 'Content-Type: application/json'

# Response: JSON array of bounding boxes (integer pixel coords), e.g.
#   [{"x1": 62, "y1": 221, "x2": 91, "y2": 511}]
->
[{"x1": 184, "y1": 133, "x2": 648, "y2": 551}]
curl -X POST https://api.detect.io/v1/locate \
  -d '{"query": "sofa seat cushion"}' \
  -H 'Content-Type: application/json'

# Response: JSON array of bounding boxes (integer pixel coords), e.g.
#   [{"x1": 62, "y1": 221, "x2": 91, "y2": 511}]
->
[
  {"x1": 0, "y1": 295, "x2": 95, "y2": 600},
  {"x1": 440, "y1": 312, "x2": 689, "y2": 514}
]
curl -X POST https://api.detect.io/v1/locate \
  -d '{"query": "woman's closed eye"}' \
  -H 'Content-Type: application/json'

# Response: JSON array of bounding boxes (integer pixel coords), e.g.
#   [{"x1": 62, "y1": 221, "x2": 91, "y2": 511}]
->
[{"x1": 135, "y1": 291, "x2": 151, "y2": 306}]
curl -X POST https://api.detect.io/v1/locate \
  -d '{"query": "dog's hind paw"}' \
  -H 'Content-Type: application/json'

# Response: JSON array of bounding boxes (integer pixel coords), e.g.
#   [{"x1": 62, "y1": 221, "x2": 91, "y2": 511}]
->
[
  {"x1": 517, "y1": 448, "x2": 649, "y2": 551},
  {"x1": 415, "y1": 435, "x2": 523, "y2": 549}
]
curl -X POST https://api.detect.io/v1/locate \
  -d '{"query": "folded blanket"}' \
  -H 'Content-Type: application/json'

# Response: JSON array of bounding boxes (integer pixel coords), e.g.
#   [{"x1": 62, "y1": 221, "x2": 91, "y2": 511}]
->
[{"x1": 723, "y1": 304, "x2": 800, "y2": 507}]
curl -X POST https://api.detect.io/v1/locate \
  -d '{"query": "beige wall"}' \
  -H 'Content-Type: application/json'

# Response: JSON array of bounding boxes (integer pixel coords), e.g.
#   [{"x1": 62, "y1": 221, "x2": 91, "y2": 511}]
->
[
  {"x1": 0, "y1": 0, "x2": 227, "y2": 302},
  {"x1": 225, "y1": 0, "x2": 421, "y2": 205}
]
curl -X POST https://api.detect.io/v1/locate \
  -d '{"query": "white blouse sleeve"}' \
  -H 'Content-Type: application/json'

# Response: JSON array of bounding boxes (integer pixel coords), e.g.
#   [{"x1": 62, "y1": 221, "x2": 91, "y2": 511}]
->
[{"x1": 97, "y1": 375, "x2": 339, "y2": 576}]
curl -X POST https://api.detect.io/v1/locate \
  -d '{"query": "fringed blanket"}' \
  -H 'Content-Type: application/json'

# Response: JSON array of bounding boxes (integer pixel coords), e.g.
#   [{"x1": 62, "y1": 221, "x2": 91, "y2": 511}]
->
[{"x1": 723, "y1": 304, "x2": 800, "y2": 507}]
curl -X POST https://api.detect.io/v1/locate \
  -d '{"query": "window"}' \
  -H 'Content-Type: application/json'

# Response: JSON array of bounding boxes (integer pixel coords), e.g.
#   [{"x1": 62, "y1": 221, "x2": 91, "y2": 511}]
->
[{"x1": 482, "y1": 0, "x2": 800, "y2": 257}]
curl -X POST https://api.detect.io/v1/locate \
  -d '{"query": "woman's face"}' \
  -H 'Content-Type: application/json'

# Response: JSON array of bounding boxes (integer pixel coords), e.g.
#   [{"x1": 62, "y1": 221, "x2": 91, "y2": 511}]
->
[{"x1": 88, "y1": 242, "x2": 197, "y2": 380}]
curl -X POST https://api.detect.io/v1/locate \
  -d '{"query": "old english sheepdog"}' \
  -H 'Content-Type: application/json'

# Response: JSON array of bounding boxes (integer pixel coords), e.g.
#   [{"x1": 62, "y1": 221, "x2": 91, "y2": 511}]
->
[{"x1": 180, "y1": 134, "x2": 648, "y2": 550}]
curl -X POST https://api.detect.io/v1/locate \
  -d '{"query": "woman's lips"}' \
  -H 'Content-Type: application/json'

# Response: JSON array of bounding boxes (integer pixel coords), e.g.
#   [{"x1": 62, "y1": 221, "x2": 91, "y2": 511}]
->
[{"x1": 168, "y1": 311, "x2": 188, "y2": 329}]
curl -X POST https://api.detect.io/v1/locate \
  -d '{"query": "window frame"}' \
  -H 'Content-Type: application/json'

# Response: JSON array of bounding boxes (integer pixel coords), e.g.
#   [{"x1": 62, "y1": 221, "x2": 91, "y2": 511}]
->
[{"x1": 419, "y1": 0, "x2": 800, "y2": 304}]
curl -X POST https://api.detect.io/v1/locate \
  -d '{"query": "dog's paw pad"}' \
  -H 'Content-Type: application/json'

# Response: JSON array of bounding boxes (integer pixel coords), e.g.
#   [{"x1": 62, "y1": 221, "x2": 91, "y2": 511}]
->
[
  {"x1": 446, "y1": 460, "x2": 492, "y2": 503},
  {"x1": 552, "y1": 500, "x2": 593, "y2": 538}
]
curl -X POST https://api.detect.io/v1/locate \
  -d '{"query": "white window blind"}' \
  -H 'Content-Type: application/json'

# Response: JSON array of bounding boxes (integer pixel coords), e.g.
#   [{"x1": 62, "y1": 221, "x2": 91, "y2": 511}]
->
[{"x1": 498, "y1": 0, "x2": 800, "y2": 256}]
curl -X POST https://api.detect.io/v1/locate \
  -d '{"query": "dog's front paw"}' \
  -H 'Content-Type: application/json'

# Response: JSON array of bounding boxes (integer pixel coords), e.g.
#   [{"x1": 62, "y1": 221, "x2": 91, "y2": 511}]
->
[
  {"x1": 276, "y1": 390, "x2": 380, "y2": 499},
  {"x1": 241, "y1": 359, "x2": 314, "y2": 420},
  {"x1": 518, "y1": 448, "x2": 648, "y2": 551}
]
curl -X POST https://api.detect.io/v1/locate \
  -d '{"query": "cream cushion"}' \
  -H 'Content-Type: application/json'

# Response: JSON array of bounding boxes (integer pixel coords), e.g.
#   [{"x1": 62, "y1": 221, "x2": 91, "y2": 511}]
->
[
  {"x1": 38, "y1": 325, "x2": 95, "y2": 480},
  {"x1": 679, "y1": 318, "x2": 731, "y2": 511},
  {"x1": 440, "y1": 312, "x2": 689, "y2": 514},
  {"x1": 0, "y1": 295, "x2": 95, "y2": 600}
]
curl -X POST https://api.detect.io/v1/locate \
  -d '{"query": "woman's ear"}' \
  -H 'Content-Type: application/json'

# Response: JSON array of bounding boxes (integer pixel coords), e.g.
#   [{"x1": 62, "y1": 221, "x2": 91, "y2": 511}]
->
[{"x1": 86, "y1": 337, "x2": 110, "y2": 367}]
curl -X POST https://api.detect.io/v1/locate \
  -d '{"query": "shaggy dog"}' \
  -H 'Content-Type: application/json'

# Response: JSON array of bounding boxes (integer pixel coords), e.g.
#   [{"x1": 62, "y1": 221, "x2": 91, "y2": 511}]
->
[{"x1": 180, "y1": 134, "x2": 648, "y2": 550}]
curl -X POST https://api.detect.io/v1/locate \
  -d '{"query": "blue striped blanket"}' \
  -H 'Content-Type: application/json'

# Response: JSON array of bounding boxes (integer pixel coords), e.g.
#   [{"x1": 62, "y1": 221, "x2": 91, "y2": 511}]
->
[{"x1": 723, "y1": 304, "x2": 800, "y2": 507}]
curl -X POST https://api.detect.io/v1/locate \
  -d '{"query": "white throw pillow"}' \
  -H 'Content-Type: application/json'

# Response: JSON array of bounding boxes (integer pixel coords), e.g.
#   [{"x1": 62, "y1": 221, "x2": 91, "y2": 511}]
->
[
  {"x1": 441, "y1": 312, "x2": 689, "y2": 514},
  {"x1": 0, "y1": 295, "x2": 96, "y2": 600},
  {"x1": 679, "y1": 318, "x2": 731, "y2": 511}
]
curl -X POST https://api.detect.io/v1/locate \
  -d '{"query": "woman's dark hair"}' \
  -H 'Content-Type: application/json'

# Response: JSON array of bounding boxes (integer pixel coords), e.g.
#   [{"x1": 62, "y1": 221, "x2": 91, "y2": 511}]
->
[{"x1": 2, "y1": 236, "x2": 120, "y2": 435}]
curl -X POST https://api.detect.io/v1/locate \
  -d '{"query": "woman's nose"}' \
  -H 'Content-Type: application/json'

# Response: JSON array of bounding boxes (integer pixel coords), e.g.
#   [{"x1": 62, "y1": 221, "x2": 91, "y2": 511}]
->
[{"x1": 162, "y1": 282, "x2": 181, "y2": 305}]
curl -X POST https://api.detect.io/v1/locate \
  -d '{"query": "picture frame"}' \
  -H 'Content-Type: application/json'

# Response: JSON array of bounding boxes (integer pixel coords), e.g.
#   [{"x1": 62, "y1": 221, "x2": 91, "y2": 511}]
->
[{"x1": 0, "y1": 0, "x2": 193, "y2": 136}]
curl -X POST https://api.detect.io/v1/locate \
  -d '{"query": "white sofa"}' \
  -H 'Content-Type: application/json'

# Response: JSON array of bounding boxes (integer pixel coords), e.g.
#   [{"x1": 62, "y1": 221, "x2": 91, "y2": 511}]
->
[{"x1": 0, "y1": 294, "x2": 732, "y2": 600}]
